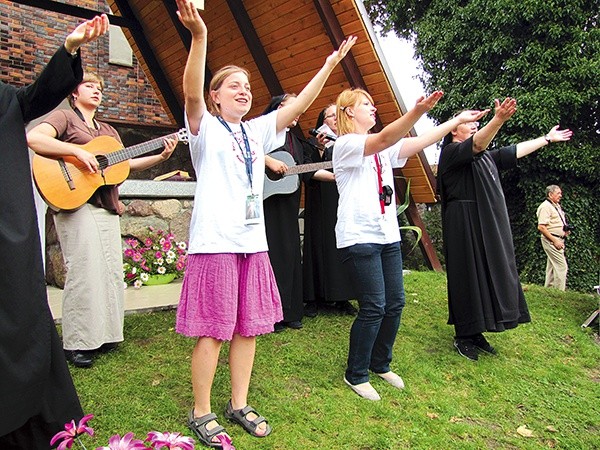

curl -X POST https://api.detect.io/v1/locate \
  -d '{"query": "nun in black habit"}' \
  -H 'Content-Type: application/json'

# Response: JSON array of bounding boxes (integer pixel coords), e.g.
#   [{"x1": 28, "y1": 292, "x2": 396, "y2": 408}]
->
[
  {"x1": 438, "y1": 97, "x2": 572, "y2": 361},
  {"x1": 263, "y1": 94, "x2": 333, "y2": 330},
  {"x1": 0, "y1": 15, "x2": 108, "y2": 449}
]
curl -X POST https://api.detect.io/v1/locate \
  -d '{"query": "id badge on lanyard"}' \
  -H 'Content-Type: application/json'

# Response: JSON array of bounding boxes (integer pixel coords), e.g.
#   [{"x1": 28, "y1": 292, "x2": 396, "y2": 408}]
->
[{"x1": 216, "y1": 116, "x2": 262, "y2": 224}]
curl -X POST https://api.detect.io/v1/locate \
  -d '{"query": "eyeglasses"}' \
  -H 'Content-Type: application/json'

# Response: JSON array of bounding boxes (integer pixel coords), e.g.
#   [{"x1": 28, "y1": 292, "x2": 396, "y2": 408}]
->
[{"x1": 325, "y1": 113, "x2": 336, "y2": 119}]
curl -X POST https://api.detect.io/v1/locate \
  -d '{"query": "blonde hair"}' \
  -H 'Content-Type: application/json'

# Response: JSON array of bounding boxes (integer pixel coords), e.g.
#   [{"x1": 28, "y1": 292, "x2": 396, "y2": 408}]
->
[
  {"x1": 335, "y1": 88, "x2": 373, "y2": 136},
  {"x1": 207, "y1": 65, "x2": 251, "y2": 115},
  {"x1": 70, "y1": 70, "x2": 104, "y2": 107}
]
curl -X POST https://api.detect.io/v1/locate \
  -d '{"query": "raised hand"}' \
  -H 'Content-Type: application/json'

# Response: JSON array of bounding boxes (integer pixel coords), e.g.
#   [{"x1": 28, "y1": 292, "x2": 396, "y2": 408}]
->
[
  {"x1": 413, "y1": 90, "x2": 444, "y2": 114},
  {"x1": 64, "y1": 14, "x2": 109, "y2": 54},
  {"x1": 176, "y1": 0, "x2": 207, "y2": 38},
  {"x1": 456, "y1": 109, "x2": 490, "y2": 124},
  {"x1": 546, "y1": 125, "x2": 573, "y2": 143},
  {"x1": 493, "y1": 97, "x2": 517, "y2": 122},
  {"x1": 325, "y1": 36, "x2": 358, "y2": 67}
]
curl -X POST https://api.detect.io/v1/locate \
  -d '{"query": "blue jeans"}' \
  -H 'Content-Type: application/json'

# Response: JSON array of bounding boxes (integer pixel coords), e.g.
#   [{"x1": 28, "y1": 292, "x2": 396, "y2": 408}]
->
[{"x1": 339, "y1": 242, "x2": 406, "y2": 385}]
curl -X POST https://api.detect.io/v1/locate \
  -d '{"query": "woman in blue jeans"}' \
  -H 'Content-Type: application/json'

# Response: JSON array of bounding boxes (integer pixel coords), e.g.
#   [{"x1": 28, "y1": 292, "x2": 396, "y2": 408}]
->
[{"x1": 332, "y1": 88, "x2": 487, "y2": 400}]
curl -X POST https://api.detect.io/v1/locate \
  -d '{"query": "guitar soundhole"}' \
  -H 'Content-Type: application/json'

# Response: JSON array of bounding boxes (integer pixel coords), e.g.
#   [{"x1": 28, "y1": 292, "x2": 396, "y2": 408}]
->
[{"x1": 95, "y1": 155, "x2": 109, "y2": 170}]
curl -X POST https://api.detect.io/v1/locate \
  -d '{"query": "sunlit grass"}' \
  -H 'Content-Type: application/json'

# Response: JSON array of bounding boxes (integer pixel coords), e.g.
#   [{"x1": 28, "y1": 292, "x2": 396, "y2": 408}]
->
[{"x1": 69, "y1": 271, "x2": 600, "y2": 449}]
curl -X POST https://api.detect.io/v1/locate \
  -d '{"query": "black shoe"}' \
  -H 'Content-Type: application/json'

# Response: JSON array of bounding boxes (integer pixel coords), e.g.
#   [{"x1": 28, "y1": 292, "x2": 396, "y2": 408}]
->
[
  {"x1": 304, "y1": 303, "x2": 318, "y2": 318},
  {"x1": 286, "y1": 320, "x2": 303, "y2": 329},
  {"x1": 336, "y1": 301, "x2": 358, "y2": 316},
  {"x1": 98, "y1": 342, "x2": 119, "y2": 353},
  {"x1": 274, "y1": 321, "x2": 286, "y2": 333},
  {"x1": 453, "y1": 339, "x2": 478, "y2": 361},
  {"x1": 64, "y1": 350, "x2": 93, "y2": 368},
  {"x1": 472, "y1": 334, "x2": 497, "y2": 355}
]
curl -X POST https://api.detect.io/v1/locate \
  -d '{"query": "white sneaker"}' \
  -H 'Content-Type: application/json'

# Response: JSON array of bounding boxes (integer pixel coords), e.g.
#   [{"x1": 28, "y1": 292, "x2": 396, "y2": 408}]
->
[
  {"x1": 375, "y1": 371, "x2": 405, "y2": 390},
  {"x1": 344, "y1": 377, "x2": 381, "y2": 401}
]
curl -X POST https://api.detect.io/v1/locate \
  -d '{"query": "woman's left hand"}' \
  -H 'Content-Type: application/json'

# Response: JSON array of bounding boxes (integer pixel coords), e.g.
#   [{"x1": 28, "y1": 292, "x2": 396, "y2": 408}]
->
[
  {"x1": 161, "y1": 137, "x2": 178, "y2": 160},
  {"x1": 325, "y1": 36, "x2": 358, "y2": 67}
]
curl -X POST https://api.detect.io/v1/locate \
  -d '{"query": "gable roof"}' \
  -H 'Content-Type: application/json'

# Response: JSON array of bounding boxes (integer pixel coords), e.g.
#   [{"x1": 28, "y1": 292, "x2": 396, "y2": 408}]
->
[{"x1": 105, "y1": 0, "x2": 437, "y2": 203}]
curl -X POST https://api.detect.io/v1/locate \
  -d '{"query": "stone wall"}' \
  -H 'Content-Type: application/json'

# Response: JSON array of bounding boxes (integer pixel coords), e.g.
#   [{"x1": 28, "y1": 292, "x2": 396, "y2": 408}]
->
[{"x1": 45, "y1": 181, "x2": 195, "y2": 288}]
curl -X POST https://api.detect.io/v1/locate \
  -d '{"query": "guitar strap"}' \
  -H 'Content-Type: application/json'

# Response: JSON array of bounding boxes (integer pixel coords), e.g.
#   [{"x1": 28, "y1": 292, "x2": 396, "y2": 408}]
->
[{"x1": 73, "y1": 107, "x2": 100, "y2": 132}]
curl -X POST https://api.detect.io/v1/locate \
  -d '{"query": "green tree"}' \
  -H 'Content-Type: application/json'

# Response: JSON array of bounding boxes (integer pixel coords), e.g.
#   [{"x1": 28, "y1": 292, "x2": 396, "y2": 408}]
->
[{"x1": 364, "y1": 0, "x2": 600, "y2": 291}]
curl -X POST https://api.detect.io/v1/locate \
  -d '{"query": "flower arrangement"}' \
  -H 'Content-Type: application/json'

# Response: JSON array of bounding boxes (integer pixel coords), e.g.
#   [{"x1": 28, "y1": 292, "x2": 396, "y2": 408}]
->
[
  {"x1": 123, "y1": 227, "x2": 188, "y2": 289},
  {"x1": 50, "y1": 414, "x2": 209, "y2": 450}
]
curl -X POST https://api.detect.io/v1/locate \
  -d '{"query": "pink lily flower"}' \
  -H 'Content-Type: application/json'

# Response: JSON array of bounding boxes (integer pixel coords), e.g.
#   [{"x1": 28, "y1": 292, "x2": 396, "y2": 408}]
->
[
  {"x1": 96, "y1": 432, "x2": 147, "y2": 450},
  {"x1": 146, "y1": 431, "x2": 195, "y2": 450},
  {"x1": 50, "y1": 414, "x2": 94, "y2": 450}
]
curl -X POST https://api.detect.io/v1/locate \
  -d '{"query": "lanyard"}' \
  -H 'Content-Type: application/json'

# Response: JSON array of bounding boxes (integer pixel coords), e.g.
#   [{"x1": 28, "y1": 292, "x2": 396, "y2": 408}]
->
[
  {"x1": 216, "y1": 116, "x2": 253, "y2": 192},
  {"x1": 374, "y1": 154, "x2": 385, "y2": 214}
]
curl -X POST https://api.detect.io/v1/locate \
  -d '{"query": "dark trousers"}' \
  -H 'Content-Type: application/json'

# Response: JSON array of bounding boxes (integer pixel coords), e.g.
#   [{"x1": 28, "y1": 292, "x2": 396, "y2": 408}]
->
[{"x1": 339, "y1": 242, "x2": 406, "y2": 385}]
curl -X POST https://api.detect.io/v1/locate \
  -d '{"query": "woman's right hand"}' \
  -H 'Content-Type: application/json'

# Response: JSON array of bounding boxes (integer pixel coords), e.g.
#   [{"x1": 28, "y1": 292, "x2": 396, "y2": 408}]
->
[
  {"x1": 456, "y1": 109, "x2": 490, "y2": 124},
  {"x1": 493, "y1": 97, "x2": 517, "y2": 122},
  {"x1": 176, "y1": 0, "x2": 207, "y2": 39},
  {"x1": 74, "y1": 147, "x2": 99, "y2": 174}
]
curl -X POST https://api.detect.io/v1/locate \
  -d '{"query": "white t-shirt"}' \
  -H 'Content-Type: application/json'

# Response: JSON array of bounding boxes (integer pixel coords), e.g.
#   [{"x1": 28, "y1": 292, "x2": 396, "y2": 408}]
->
[
  {"x1": 186, "y1": 111, "x2": 285, "y2": 254},
  {"x1": 333, "y1": 134, "x2": 407, "y2": 248}
]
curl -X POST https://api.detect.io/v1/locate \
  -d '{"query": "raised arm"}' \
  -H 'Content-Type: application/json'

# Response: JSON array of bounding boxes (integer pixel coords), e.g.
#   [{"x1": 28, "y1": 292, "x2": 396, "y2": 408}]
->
[
  {"x1": 276, "y1": 36, "x2": 357, "y2": 132},
  {"x1": 63, "y1": 14, "x2": 109, "y2": 54},
  {"x1": 399, "y1": 109, "x2": 490, "y2": 158},
  {"x1": 516, "y1": 125, "x2": 573, "y2": 158},
  {"x1": 471, "y1": 97, "x2": 517, "y2": 153},
  {"x1": 176, "y1": 0, "x2": 208, "y2": 135},
  {"x1": 362, "y1": 91, "x2": 444, "y2": 156}
]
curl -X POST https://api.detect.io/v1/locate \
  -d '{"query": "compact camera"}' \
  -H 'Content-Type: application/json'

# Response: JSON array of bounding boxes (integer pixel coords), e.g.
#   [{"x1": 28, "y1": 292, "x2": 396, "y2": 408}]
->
[
  {"x1": 563, "y1": 224, "x2": 575, "y2": 233},
  {"x1": 380, "y1": 185, "x2": 393, "y2": 206}
]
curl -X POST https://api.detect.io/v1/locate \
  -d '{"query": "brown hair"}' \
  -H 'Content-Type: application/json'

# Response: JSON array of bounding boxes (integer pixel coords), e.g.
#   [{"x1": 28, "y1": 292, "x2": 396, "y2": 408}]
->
[
  {"x1": 69, "y1": 70, "x2": 104, "y2": 107},
  {"x1": 335, "y1": 88, "x2": 373, "y2": 136},
  {"x1": 207, "y1": 65, "x2": 251, "y2": 115}
]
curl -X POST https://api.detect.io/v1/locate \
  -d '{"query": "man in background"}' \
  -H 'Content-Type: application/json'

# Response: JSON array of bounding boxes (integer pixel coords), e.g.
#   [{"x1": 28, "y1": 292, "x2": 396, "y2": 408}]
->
[{"x1": 537, "y1": 185, "x2": 570, "y2": 290}]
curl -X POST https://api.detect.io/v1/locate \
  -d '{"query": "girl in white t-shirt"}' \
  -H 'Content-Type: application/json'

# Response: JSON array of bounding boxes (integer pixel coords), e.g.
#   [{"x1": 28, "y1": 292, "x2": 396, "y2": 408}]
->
[
  {"x1": 173, "y1": 1, "x2": 356, "y2": 447},
  {"x1": 333, "y1": 88, "x2": 487, "y2": 401}
]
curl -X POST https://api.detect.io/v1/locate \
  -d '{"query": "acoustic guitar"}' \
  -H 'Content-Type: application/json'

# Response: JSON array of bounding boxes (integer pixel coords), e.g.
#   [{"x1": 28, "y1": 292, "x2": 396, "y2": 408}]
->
[
  {"x1": 263, "y1": 150, "x2": 333, "y2": 199},
  {"x1": 32, "y1": 128, "x2": 188, "y2": 211}
]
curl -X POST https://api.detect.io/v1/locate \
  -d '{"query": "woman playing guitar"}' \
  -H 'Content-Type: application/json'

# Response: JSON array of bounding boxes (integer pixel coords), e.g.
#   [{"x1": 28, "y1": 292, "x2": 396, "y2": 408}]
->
[{"x1": 27, "y1": 71, "x2": 177, "y2": 368}]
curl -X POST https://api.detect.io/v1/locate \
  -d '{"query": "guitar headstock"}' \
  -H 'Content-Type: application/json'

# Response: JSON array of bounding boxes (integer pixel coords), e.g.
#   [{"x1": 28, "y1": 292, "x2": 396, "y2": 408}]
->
[{"x1": 177, "y1": 128, "x2": 189, "y2": 145}]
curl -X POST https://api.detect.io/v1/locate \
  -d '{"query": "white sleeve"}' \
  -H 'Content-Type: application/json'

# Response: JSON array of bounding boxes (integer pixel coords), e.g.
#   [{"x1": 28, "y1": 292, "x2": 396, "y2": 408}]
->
[
  {"x1": 333, "y1": 134, "x2": 368, "y2": 172},
  {"x1": 388, "y1": 138, "x2": 408, "y2": 168}
]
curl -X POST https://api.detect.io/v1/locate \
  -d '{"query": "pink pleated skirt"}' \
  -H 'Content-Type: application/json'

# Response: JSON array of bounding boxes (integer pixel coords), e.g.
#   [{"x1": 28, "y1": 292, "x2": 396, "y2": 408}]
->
[{"x1": 176, "y1": 252, "x2": 283, "y2": 340}]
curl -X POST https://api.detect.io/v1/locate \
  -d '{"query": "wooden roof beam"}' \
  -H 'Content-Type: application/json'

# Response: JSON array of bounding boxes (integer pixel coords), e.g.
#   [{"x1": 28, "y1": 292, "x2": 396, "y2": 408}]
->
[
  {"x1": 112, "y1": 0, "x2": 184, "y2": 126},
  {"x1": 12, "y1": 0, "x2": 135, "y2": 29}
]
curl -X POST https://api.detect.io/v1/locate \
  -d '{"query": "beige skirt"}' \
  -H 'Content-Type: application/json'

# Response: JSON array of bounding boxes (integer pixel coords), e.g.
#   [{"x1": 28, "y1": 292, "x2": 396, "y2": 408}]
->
[{"x1": 54, "y1": 204, "x2": 124, "y2": 350}]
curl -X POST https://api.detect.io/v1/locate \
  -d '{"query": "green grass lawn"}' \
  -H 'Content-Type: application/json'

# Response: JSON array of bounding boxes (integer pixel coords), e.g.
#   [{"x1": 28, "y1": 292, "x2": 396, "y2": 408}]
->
[{"x1": 69, "y1": 271, "x2": 600, "y2": 449}]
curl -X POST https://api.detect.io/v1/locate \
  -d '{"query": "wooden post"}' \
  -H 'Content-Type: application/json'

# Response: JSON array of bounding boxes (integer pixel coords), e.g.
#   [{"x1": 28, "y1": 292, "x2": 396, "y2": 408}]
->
[{"x1": 394, "y1": 173, "x2": 443, "y2": 272}]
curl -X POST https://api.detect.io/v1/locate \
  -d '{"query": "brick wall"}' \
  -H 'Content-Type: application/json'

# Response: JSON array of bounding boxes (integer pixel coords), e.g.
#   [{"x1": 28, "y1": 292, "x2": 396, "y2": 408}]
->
[{"x1": 0, "y1": 0, "x2": 172, "y2": 126}]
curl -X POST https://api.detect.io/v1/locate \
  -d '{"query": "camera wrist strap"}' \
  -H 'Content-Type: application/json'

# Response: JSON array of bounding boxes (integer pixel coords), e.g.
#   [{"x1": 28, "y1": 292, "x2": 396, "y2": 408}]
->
[{"x1": 374, "y1": 154, "x2": 385, "y2": 214}]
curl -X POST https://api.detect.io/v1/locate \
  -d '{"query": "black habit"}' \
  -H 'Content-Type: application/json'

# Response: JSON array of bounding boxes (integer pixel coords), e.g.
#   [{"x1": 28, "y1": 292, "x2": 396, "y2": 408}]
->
[
  {"x1": 302, "y1": 144, "x2": 356, "y2": 304},
  {"x1": 264, "y1": 131, "x2": 311, "y2": 322},
  {"x1": 438, "y1": 136, "x2": 531, "y2": 337},
  {"x1": 0, "y1": 46, "x2": 83, "y2": 448}
]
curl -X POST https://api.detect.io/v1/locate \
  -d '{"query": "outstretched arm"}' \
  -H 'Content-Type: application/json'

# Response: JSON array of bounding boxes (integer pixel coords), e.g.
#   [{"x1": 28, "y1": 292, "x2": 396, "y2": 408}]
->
[
  {"x1": 399, "y1": 109, "x2": 490, "y2": 158},
  {"x1": 276, "y1": 37, "x2": 358, "y2": 132},
  {"x1": 471, "y1": 97, "x2": 517, "y2": 153},
  {"x1": 176, "y1": 0, "x2": 208, "y2": 135},
  {"x1": 63, "y1": 14, "x2": 109, "y2": 54},
  {"x1": 516, "y1": 125, "x2": 573, "y2": 158},
  {"x1": 362, "y1": 91, "x2": 444, "y2": 156}
]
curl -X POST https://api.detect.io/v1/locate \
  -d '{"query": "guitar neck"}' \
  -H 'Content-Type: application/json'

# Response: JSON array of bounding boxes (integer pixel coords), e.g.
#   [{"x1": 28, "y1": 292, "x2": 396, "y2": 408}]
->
[
  {"x1": 106, "y1": 132, "x2": 179, "y2": 165},
  {"x1": 284, "y1": 161, "x2": 333, "y2": 176}
]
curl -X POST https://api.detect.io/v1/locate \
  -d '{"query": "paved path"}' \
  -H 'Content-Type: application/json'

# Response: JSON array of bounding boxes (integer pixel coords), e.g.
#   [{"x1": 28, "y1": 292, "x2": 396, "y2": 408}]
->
[{"x1": 47, "y1": 280, "x2": 182, "y2": 323}]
